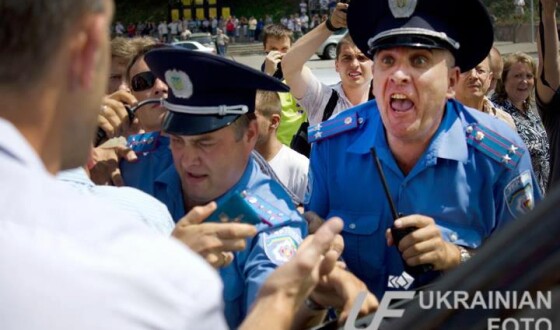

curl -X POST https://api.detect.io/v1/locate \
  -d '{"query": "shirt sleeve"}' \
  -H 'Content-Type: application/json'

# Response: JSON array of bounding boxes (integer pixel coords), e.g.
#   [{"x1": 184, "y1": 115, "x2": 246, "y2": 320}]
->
[
  {"x1": 296, "y1": 74, "x2": 333, "y2": 125},
  {"x1": 242, "y1": 224, "x2": 305, "y2": 312},
  {"x1": 494, "y1": 142, "x2": 543, "y2": 231}
]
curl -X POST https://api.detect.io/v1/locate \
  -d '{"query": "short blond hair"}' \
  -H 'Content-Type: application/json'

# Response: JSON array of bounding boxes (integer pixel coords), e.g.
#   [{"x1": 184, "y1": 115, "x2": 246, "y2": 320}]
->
[{"x1": 255, "y1": 90, "x2": 281, "y2": 118}]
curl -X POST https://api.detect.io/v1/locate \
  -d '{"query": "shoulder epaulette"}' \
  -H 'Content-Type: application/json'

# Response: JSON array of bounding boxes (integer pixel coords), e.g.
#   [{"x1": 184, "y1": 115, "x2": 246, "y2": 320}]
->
[
  {"x1": 308, "y1": 112, "x2": 359, "y2": 143},
  {"x1": 127, "y1": 131, "x2": 161, "y2": 153},
  {"x1": 242, "y1": 190, "x2": 292, "y2": 228},
  {"x1": 465, "y1": 123, "x2": 524, "y2": 170}
]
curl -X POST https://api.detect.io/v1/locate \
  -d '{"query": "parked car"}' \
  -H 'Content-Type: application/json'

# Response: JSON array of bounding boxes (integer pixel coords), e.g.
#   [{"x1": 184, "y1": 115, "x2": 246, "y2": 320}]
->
[
  {"x1": 171, "y1": 40, "x2": 216, "y2": 54},
  {"x1": 187, "y1": 32, "x2": 217, "y2": 53},
  {"x1": 315, "y1": 28, "x2": 348, "y2": 60}
]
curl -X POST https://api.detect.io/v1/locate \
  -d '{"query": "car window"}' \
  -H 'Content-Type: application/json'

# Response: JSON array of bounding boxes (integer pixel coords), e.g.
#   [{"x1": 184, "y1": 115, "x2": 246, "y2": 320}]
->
[
  {"x1": 176, "y1": 43, "x2": 196, "y2": 50},
  {"x1": 191, "y1": 36, "x2": 212, "y2": 44}
]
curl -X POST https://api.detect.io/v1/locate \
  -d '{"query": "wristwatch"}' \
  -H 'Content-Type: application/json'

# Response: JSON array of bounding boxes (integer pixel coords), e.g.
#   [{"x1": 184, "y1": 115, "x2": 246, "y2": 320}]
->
[
  {"x1": 457, "y1": 245, "x2": 472, "y2": 263},
  {"x1": 325, "y1": 17, "x2": 342, "y2": 32}
]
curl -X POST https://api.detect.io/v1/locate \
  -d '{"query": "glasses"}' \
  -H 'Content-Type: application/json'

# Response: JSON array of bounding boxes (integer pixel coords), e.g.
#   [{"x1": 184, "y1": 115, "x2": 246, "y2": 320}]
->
[{"x1": 131, "y1": 71, "x2": 156, "y2": 92}]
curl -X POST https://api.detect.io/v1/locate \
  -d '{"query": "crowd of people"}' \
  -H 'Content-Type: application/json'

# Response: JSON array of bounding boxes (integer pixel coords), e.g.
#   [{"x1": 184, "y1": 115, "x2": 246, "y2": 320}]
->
[
  {"x1": 1, "y1": 0, "x2": 559, "y2": 329},
  {"x1": 112, "y1": 1, "x2": 339, "y2": 45}
]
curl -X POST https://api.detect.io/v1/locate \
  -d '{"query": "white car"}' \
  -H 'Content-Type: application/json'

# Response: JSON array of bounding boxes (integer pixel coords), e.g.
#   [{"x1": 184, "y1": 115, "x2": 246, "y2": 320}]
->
[
  {"x1": 315, "y1": 28, "x2": 348, "y2": 60},
  {"x1": 172, "y1": 40, "x2": 216, "y2": 54}
]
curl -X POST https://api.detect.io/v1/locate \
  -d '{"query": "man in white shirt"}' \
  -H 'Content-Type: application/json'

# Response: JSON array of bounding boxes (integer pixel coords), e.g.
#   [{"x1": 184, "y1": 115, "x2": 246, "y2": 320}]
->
[
  {"x1": 282, "y1": 2, "x2": 373, "y2": 125},
  {"x1": 254, "y1": 91, "x2": 309, "y2": 204},
  {"x1": 0, "y1": 1, "x2": 378, "y2": 328}
]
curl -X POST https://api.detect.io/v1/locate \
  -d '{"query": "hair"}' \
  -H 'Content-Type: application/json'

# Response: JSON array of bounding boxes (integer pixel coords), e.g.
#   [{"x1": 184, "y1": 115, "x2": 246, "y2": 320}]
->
[
  {"x1": 0, "y1": 0, "x2": 105, "y2": 88},
  {"x1": 335, "y1": 34, "x2": 357, "y2": 60},
  {"x1": 255, "y1": 90, "x2": 281, "y2": 118},
  {"x1": 493, "y1": 52, "x2": 536, "y2": 108},
  {"x1": 489, "y1": 46, "x2": 503, "y2": 81},
  {"x1": 111, "y1": 37, "x2": 133, "y2": 60},
  {"x1": 231, "y1": 113, "x2": 257, "y2": 141},
  {"x1": 125, "y1": 42, "x2": 163, "y2": 83},
  {"x1": 262, "y1": 24, "x2": 293, "y2": 47}
]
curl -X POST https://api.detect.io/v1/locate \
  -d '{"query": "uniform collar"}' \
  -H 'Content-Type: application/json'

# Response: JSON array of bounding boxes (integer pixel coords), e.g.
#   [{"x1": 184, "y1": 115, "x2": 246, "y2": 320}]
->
[
  {"x1": 346, "y1": 100, "x2": 468, "y2": 164},
  {"x1": 212, "y1": 155, "x2": 256, "y2": 205}
]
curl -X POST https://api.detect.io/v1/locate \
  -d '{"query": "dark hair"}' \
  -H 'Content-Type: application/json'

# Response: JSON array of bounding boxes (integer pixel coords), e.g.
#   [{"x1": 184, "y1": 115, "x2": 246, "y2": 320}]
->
[
  {"x1": 262, "y1": 24, "x2": 293, "y2": 47},
  {"x1": 0, "y1": 0, "x2": 105, "y2": 88},
  {"x1": 335, "y1": 33, "x2": 357, "y2": 60},
  {"x1": 125, "y1": 43, "x2": 166, "y2": 83}
]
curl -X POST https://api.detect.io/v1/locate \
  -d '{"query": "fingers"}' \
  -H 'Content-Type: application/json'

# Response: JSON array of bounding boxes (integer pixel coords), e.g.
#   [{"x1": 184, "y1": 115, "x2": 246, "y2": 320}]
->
[
  {"x1": 114, "y1": 144, "x2": 138, "y2": 162},
  {"x1": 266, "y1": 50, "x2": 283, "y2": 63},
  {"x1": 107, "y1": 89, "x2": 138, "y2": 106},
  {"x1": 206, "y1": 251, "x2": 234, "y2": 269},
  {"x1": 296, "y1": 217, "x2": 344, "y2": 275},
  {"x1": 177, "y1": 202, "x2": 218, "y2": 226},
  {"x1": 340, "y1": 290, "x2": 378, "y2": 322}
]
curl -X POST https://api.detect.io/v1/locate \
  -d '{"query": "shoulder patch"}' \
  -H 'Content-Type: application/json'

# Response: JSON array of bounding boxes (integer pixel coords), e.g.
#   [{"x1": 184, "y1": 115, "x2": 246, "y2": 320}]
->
[
  {"x1": 263, "y1": 227, "x2": 302, "y2": 265},
  {"x1": 504, "y1": 170, "x2": 534, "y2": 218},
  {"x1": 127, "y1": 131, "x2": 162, "y2": 153},
  {"x1": 308, "y1": 112, "x2": 359, "y2": 143},
  {"x1": 242, "y1": 191, "x2": 292, "y2": 227},
  {"x1": 465, "y1": 123, "x2": 524, "y2": 169}
]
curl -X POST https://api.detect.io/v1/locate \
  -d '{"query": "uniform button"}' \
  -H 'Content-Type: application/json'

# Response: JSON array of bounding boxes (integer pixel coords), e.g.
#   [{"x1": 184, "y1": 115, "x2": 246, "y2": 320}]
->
[
  {"x1": 475, "y1": 131, "x2": 485, "y2": 141},
  {"x1": 248, "y1": 197, "x2": 258, "y2": 204},
  {"x1": 349, "y1": 223, "x2": 356, "y2": 229},
  {"x1": 449, "y1": 233, "x2": 458, "y2": 242}
]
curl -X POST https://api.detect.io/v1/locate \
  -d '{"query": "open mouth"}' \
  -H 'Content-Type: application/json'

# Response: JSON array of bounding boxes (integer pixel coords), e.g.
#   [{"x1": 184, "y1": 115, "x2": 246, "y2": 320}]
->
[{"x1": 390, "y1": 93, "x2": 414, "y2": 112}]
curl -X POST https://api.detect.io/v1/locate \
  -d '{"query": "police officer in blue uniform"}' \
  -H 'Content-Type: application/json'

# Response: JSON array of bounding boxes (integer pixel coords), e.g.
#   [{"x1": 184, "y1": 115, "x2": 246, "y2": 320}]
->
[
  {"x1": 143, "y1": 48, "x2": 308, "y2": 329},
  {"x1": 305, "y1": 0, "x2": 542, "y2": 298}
]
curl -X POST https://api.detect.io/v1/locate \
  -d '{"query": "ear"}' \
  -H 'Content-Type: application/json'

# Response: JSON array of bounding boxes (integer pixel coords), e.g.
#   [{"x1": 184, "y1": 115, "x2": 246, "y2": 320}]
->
[
  {"x1": 245, "y1": 118, "x2": 259, "y2": 147},
  {"x1": 446, "y1": 66, "x2": 460, "y2": 99},
  {"x1": 67, "y1": 13, "x2": 107, "y2": 90},
  {"x1": 270, "y1": 114, "x2": 281, "y2": 130}
]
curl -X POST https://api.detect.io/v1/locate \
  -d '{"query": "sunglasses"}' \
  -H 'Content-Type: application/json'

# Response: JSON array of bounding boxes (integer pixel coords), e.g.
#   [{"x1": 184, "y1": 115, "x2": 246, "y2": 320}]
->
[{"x1": 131, "y1": 71, "x2": 156, "y2": 92}]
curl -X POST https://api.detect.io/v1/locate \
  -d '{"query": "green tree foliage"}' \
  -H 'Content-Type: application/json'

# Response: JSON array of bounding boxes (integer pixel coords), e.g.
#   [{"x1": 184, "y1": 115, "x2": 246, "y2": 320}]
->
[{"x1": 113, "y1": 0, "x2": 543, "y2": 25}]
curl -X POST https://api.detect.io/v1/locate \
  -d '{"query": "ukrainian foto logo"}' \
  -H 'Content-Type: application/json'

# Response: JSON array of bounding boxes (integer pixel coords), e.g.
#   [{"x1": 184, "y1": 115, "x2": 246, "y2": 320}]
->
[{"x1": 344, "y1": 290, "x2": 553, "y2": 330}]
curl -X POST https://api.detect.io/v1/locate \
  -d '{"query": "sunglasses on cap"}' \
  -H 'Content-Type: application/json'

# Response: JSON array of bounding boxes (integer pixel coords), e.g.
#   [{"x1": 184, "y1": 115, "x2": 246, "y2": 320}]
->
[{"x1": 131, "y1": 71, "x2": 157, "y2": 92}]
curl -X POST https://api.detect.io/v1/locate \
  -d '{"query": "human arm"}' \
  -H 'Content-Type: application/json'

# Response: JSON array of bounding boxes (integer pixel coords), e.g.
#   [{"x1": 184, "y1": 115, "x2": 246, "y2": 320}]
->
[
  {"x1": 536, "y1": 0, "x2": 560, "y2": 104},
  {"x1": 171, "y1": 202, "x2": 258, "y2": 268},
  {"x1": 385, "y1": 215, "x2": 462, "y2": 271},
  {"x1": 281, "y1": 2, "x2": 348, "y2": 99},
  {"x1": 291, "y1": 263, "x2": 379, "y2": 329},
  {"x1": 97, "y1": 90, "x2": 141, "y2": 144},
  {"x1": 239, "y1": 218, "x2": 344, "y2": 330}
]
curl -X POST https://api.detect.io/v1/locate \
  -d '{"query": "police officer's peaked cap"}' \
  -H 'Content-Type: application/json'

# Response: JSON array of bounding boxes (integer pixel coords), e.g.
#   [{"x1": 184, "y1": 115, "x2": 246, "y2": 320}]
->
[
  {"x1": 144, "y1": 48, "x2": 289, "y2": 135},
  {"x1": 347, "y1": 0, "x2": 493, "y2": 72}
]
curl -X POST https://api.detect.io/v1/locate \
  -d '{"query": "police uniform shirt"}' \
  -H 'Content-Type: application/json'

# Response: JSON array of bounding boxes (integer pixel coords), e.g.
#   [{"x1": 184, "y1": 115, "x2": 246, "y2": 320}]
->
[
  {"x1": 0, "y1": 118, "x2": 227, "y2": 330},
  {"x1": 305, "y1": 99, "x2": 542, "y2": 297},
  {"x1": 154, "y1": 154, "x2": 308, "y2": 329},
  {"x1": 120, "y1": 131, "x2": 173, "y2": 196}
]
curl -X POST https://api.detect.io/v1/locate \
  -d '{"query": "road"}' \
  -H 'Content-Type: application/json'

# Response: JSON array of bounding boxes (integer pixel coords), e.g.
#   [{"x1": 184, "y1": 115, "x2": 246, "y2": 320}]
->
[{"x1": 227, "y1": 41, "x2": 538, "y2": 85}]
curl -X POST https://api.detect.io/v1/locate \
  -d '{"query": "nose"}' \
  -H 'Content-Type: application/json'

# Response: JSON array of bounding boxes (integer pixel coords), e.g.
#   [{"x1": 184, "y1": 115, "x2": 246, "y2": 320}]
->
[
  {"x1": 389, "y1": 67, "x2": 410, "y2": 85},
  {"x1": 153, "y1": 78, "x2": 168, "y2": 97}
]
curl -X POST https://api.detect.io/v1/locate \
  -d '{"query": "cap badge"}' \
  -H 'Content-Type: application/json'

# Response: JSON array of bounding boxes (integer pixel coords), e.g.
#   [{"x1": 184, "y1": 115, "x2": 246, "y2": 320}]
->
[
  {"x1": 388, "y1": 0, "x2": 417, "y2": 18},
  {"x1": 165, "y1": 69, "x2": 193, "y2": 99}
]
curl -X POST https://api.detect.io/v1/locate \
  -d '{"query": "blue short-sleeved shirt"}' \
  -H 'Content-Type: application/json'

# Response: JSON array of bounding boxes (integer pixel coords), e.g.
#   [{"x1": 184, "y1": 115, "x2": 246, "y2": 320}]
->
[
  {"x1": 154, "y1": 156, "x2": 308, "y2": 329},
  {"x1": 306, "y1": 99, "x2": 541, "y2": 297}
]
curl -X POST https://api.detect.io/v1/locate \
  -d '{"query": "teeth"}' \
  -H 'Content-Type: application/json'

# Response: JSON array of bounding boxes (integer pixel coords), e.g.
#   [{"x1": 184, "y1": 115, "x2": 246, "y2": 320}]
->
[{"x1": 391, "y1": 93, "x2": 407, "y2": 100}]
